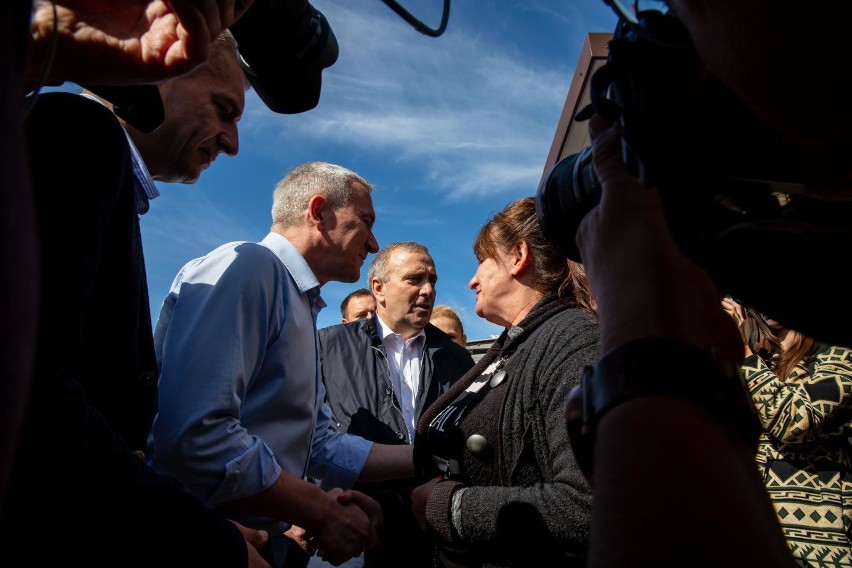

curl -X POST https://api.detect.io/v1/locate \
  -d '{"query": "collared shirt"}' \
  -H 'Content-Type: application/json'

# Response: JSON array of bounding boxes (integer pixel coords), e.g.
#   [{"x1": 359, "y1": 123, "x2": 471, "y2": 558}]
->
[
  {"x1": 147, "y1": 232, "x2": 373, "y2": 533},
  {"x1": 78, "y1": 91, "x2": 160, "y2": 214},
  {"x1": 126, "y1": 132, "x2": 159, "y2": 214},
  {"x1": 375, "y1": 315, "x2": 426, "y2": 438}
]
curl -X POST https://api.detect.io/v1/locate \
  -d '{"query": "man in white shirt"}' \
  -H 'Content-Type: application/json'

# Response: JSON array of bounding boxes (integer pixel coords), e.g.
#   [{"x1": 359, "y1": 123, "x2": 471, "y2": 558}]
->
[{"x1": 317, "y1": 242, "x2": 475, "y2": 568}]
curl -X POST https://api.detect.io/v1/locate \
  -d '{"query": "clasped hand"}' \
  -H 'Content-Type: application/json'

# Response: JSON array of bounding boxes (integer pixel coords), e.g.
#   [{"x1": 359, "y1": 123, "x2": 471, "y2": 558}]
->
[{"x1": 286, "y1": 488, "x2": 383, "y2": 565}]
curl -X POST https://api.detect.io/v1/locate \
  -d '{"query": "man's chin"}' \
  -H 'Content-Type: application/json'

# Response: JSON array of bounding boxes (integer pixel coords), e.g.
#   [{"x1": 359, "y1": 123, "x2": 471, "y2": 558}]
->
[
  {"x1": 338, "y1": 269, "x2": 360, "y2": 284},
  {"x1": 180, "y1": 160, "x2": 206, "y2": 184},
  {"x1": 410, "y1": 312, "x2": 431, "y2": 327},
  {"x1": 186, "y1": 165, "x2": 204, "y2": 183},
  {"x1": 163, "y1": 168, "x2": 200, "y2": 184}
]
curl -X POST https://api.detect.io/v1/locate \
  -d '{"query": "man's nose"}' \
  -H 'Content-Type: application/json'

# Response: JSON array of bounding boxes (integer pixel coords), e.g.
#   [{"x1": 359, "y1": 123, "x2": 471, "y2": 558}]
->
[
  {"x1": 367, "y1": 232, "x2": 379, "y2": 254},
  {"x1": 218, "y1": 122, "x2": 239, "y2": 157},
  {"x1": 421, "y1": 282, "x2": 435, "y2": 296}
]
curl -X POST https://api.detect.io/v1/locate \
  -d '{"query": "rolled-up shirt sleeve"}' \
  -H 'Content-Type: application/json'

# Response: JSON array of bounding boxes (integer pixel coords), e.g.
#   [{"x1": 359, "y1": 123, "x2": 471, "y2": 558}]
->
[
  {"x1": 309, "y1": 381, "x2": 374, "y2": 491},
  {"x1": 148, "y1": 243, "x2": 286, "y2": 505}
]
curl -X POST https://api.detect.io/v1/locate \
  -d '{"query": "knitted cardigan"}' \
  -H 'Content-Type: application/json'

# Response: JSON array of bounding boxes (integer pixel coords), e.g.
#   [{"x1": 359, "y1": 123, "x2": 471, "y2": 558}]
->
[{"x1": 414, "y1": 293, "x2": 600, "y2": 567}]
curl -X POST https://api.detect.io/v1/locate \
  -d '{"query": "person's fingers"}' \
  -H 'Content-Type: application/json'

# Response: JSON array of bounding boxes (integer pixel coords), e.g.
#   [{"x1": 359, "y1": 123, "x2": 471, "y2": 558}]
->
[
  {"x1": 338, "y1": 490, "x2": 382, "y2": 549},
  {"x1": 167, "y1": 0, "x2": 254, "y2": 68},
  {"x1": 312, "y1": 489, "x2": 375, "y2": 562},
  {"x1": 166, "y1": 0, "x2": 215, "y2": 63},
  {"x1": 588, "y1": 115, "x2": 632, "y2": 193},
  {"x1": 337, "y1": 490, "x2": 383, "y2": 527},
  {"x1": 173, "y1": 0, "x2": 254, "y2": 36},
  {"x1": 284, "y1": 525, "x2": 318, "y2": 555},
  {"x1": 588, "y1": 114, "x2": 664, "y2": 214},
  {"x1": 230, "y1": 520, "x2": 269, "y2": 549}
]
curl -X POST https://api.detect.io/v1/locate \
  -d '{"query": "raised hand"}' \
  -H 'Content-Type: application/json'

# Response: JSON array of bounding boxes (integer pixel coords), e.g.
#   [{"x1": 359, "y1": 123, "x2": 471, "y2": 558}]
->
[{"x1": 28, "y1": 0, "x2": 254, "y2": 84}]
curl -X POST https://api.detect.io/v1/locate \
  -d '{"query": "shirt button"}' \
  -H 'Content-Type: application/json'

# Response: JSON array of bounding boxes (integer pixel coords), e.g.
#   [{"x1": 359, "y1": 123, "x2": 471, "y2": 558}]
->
[
  {"x1": 396, "y1": 432, "x2": 405, "y2": 440},
  {"x1": 139, "y1": 370, "x2": 157, "y2": 387},
  {"x1": 466, "y1": 434, "x2": 492, "y2": 457},
  {"x1": 489, "y1": 369, "x2": 507, "y2": 387}
]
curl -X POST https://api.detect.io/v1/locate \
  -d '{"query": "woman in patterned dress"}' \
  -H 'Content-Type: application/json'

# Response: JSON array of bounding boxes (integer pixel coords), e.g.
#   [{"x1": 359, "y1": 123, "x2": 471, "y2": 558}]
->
[{"x1": 724, "y1": 297, "x2": 852, "y2": 567}]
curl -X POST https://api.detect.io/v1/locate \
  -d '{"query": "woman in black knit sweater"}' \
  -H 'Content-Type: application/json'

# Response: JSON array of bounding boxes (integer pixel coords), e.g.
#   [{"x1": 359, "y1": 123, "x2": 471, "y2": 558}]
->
[{"x1": 411, "y1": 197, "x2": 600, "y2": 568}]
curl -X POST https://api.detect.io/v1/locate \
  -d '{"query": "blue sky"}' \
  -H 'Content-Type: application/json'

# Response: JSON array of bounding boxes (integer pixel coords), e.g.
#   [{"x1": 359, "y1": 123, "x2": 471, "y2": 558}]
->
[{"x1": 140, "y1": 0, "x2": 618, "y2": 341}]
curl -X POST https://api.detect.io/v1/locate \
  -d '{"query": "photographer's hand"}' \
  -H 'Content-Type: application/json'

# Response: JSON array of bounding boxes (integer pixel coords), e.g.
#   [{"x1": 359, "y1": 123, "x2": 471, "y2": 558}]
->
[
  {"x1": 568, "y1": 114, "x2": 793, "y2": 566},
  {"x1": 28, "y1": 0, "x2": 254, "y2": 85},
  {"x1": 721, "y1": 296, "x2": 754, "y2": 356},
  {"x1": 576, "y1": 114, "x2": 743, "y2": 360}
]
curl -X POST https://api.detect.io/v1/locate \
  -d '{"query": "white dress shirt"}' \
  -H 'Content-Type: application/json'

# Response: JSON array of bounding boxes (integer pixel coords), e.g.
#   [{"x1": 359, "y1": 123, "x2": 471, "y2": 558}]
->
[{"x1": 375, "y1": 315, "x2": 426, "y2": 438}]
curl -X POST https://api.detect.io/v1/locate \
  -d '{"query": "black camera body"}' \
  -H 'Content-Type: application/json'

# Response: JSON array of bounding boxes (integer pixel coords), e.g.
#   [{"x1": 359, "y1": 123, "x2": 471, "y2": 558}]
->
[
  {"x1": 536, "y1": 12, "x2": 852, "y2": 345},
  {"x1": 230, "y1": 0, "x2": 339, "y2": 114}
]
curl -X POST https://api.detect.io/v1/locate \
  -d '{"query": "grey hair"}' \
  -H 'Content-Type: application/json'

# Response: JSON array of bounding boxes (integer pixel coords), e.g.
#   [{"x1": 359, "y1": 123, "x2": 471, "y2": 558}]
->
[
  {"x1": 271, "y1": 162, "x2": 373, "y2": 227},
  {"x1": 194, "y1": 30, "x2": 238, "y2": 75},
  {"x1": 180, "y1": 30, "x2": 248, "y2": 90},
  {"x1": 213, "y1": 29, "x2": 238, "y2": 58},
  {"x1": 368, "y1": 242, "x2": 431, "y2": 283}
]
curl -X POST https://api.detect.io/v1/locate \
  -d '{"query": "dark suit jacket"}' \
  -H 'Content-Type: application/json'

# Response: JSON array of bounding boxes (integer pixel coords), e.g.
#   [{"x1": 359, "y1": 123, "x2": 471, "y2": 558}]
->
[
  {"x1": 0, "y1": 92, "x2": 245, "y2": 566},
  {"x1": 318, "y1": 318, "x2": 475, "y2": 568}
]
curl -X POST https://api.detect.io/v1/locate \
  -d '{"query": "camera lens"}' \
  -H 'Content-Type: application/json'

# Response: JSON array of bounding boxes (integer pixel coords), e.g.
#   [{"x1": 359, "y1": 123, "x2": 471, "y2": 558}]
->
[
  {"x1": 535, "y1": 145, "x2": 601, "y2": 262},
  {"x1": 230, "y1": 0, "x2": 339, "y2": 114}
]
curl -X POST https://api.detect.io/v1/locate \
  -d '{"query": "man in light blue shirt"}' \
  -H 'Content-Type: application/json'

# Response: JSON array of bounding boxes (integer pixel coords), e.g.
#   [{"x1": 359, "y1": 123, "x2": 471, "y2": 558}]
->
[{"x1": 148, "y1": 161, "x2": 414, "y2": 567}]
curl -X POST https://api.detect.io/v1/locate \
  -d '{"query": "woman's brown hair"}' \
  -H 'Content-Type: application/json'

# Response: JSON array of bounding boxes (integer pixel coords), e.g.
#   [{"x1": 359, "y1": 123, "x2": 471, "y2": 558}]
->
[
  {"x1": 473, "y1": 197, "x2": 596, "y2": 317},
  {"x1": 743, "y1": 307, "x2": 817, "y2": 379}
]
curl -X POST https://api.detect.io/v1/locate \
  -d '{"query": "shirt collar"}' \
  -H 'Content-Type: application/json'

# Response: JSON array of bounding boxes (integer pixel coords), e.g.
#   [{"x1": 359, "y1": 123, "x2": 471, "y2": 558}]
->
[
  {"x1": 375, "y1": 314, "x2": 426, "y2": 346},
  {"x1": 259, "y1": 232, "x2": 323, "y2": 300},
  {"x1": 78, "y1": 91, "x2": 160, "y2": 214},
  {"x1": 125, "y1": 133, "x2": 159, "y2": 214}
]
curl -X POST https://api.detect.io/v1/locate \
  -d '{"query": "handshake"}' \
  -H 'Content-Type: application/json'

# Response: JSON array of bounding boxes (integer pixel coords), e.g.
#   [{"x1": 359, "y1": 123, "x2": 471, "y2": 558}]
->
[{"x1": 282, "y1": 488, "x2": 384, "y2": 566}]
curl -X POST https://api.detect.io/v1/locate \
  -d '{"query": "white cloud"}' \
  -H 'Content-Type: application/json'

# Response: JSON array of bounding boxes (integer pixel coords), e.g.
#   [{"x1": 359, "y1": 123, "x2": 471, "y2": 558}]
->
[{"x1": 238, "y1": 0, "x2": 592, "y2": 200}]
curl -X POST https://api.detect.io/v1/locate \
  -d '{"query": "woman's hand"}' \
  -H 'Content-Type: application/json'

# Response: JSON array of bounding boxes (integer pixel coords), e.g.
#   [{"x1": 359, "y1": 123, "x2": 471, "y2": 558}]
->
[{"x1": 411, "y1": 477, "x2": 441, "y2": 532}]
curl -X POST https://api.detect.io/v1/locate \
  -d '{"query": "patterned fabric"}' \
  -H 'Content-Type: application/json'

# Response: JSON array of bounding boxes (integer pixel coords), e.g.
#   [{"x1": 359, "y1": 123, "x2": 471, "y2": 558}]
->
[{"x1": 743, "y1": 345, "x2": 852, "y2": 567}]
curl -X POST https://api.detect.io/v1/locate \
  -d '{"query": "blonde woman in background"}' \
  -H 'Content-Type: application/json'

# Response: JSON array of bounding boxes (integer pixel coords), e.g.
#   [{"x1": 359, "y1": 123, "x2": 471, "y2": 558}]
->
[{"x1": 430, "y1": 305, "x2": 467, "y2": 349}]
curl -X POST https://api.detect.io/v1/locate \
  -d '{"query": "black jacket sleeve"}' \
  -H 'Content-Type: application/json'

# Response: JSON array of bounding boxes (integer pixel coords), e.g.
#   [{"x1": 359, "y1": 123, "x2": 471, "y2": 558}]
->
[{"x1": 0, "y1": 92, "x2": 247, "y2": 567}]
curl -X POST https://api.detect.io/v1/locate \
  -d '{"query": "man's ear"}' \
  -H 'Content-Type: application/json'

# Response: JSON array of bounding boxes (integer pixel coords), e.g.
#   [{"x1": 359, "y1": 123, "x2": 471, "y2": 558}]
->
[
  {"x1": 509, "y1": 241, "x2": 530, "y2": 277},
  {"x1": 307, "y1": 195, "x2": 327, "y2": 229},
  {"x1": 370, "y1": 277, "x2": 384, "y2": 303}
]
